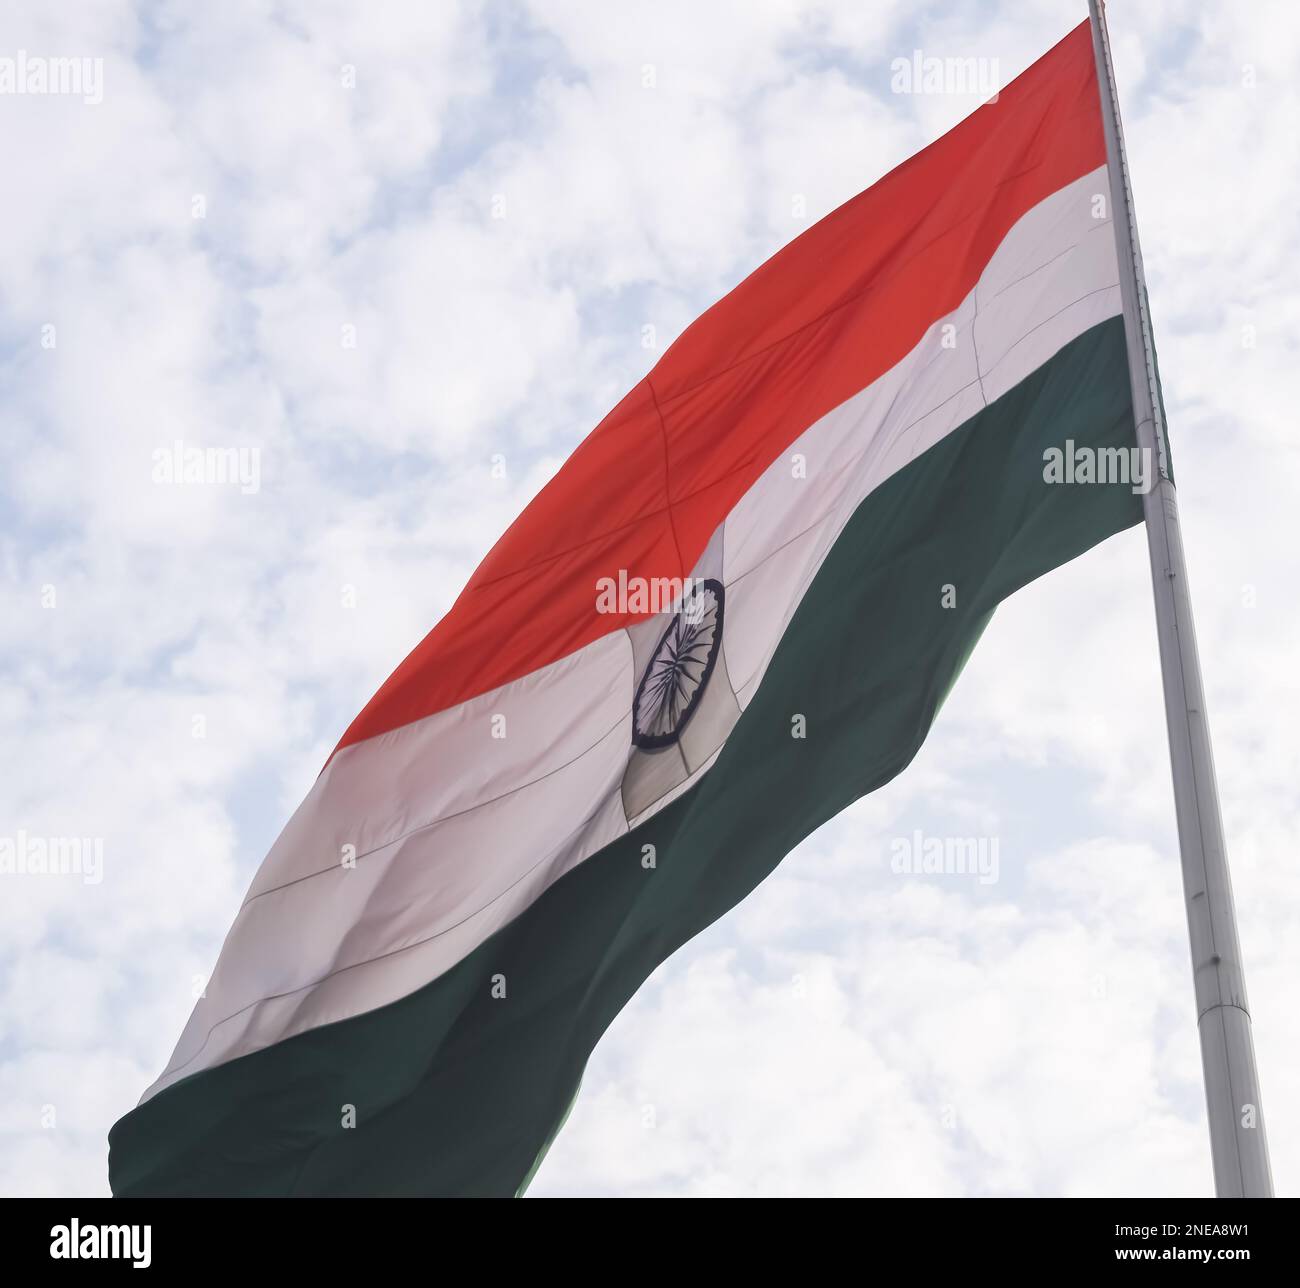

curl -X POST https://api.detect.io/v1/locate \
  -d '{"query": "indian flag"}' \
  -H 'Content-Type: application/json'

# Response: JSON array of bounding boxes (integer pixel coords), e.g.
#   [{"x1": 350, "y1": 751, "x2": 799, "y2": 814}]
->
[{"x1": 110, "y1": 20, "x2": 1145, "y2": 1196}]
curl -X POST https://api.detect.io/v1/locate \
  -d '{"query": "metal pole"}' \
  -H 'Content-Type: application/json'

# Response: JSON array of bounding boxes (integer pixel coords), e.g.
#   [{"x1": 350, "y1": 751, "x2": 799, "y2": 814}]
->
[{"x1": 1086, "y1": 0, "x2": 1272, "y2": 1197}]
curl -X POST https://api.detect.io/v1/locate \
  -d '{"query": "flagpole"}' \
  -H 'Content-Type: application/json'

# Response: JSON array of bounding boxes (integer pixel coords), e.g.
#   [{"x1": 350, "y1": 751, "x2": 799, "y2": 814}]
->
[{"x1": 1086, "y1": 0, "x2": 1272, "y2": 1197}]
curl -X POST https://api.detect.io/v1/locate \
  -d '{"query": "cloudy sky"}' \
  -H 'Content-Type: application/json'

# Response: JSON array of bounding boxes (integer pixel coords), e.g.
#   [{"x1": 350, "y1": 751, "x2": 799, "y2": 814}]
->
[{"x1": 1, "y1": 0, "x2": 1296, "y2": 1197}]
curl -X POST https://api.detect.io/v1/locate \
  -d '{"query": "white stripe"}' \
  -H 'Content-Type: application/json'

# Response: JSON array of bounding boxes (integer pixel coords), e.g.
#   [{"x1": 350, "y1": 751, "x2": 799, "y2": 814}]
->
[{"x1": 143, "y1": 166, "x2": 1119, "y2": 1100}]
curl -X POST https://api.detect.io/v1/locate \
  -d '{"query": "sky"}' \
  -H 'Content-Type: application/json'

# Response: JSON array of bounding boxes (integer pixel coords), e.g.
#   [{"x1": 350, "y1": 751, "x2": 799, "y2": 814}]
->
[{"x1": 0, "y1": 0, "x2": 1297, "y2": 1198}]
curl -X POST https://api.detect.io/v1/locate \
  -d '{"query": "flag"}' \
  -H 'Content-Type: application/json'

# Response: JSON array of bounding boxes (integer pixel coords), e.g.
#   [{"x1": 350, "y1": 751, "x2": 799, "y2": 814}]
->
[{"x1": 110, "y1": 19, "x2": 1141, "y2": 1196}]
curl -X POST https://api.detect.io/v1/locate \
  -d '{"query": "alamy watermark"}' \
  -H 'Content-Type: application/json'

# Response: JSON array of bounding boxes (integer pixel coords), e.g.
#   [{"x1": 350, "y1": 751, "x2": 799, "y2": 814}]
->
[
  {"x1": 0, "y1": 51, "x2": 102, "y2": 105},
  {"x1": 891, "y1": 51, "x2": 1000, "y2": 100},
  {"x1": 152, "y1": 440, "x2": 261, "y2": 494},
  {"x1": 50, "y1": 1220, "x2": 150, "y2": 1269},
  {"x1": 890, "y1": 829, "x2": 999, "y2": 884},
  {"x1": 596, "y1": 570, "x2": 706, "y2": 619},
  {"x1": 0, "y1": 832, "x2": 103, "y2": 884},
  {"x1": 1043, "y1": 439, "x2": 1152, "y2": 494}
]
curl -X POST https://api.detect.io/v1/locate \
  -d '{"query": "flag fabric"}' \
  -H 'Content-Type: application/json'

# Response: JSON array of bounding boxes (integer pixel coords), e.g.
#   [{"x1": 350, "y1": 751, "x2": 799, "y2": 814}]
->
[{"x1": 110, "y1": 19, "x2": 1141, "y2": 1196}]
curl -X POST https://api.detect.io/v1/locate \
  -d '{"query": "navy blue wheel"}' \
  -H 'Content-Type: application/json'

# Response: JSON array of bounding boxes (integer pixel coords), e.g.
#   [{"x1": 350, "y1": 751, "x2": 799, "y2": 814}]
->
[{"x1": 631, "y1": 579, "x2": 725, "y2": 751}]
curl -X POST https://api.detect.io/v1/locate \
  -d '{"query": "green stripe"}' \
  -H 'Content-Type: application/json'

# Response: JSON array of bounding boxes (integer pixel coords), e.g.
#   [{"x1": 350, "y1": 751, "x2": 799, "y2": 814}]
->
[{"x1": 109, "y1": 316, "x2": 1141, "y2": 1196}]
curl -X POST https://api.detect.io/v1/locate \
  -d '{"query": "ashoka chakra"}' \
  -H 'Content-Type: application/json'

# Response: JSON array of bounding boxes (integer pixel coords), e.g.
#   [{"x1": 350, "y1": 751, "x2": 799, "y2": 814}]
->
[{"x1": 631, "y1": 579, "x2": 725, "y2": 751}]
